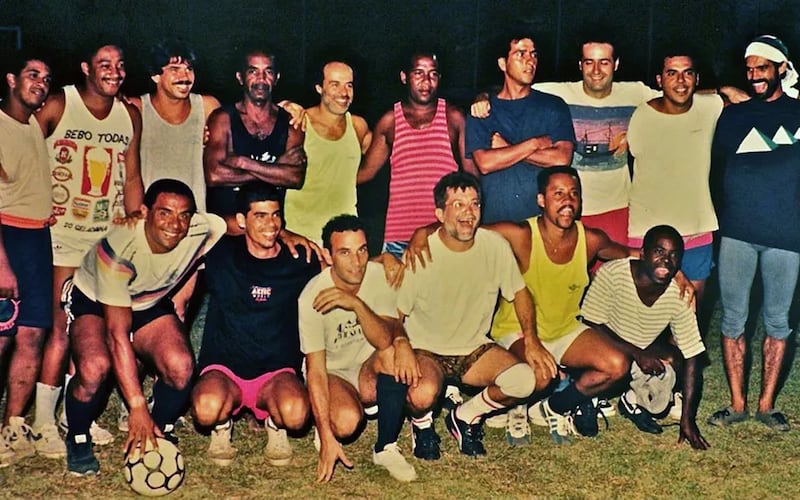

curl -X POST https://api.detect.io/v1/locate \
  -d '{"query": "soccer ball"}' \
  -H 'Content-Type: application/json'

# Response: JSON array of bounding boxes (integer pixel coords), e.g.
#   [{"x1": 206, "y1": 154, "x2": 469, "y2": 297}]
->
[{"x1": 124, "y1": 438, "x2": 185, "y2": 496}]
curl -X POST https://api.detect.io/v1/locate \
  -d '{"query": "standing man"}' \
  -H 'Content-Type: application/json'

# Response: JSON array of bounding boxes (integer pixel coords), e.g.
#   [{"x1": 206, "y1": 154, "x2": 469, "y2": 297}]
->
[
  {"x1": 300, "y1": 215, "x2": 415, "y2": 482},
  {"x1": 284, "y1": 61, "x2": 371, "y2": 243},
  {"x1": 63, "y1": 179, "x2": 225, "y2": 476},
  {"x1": 627, "y1": 49, "x2": 721, "y2": 302},
  {"x1": 204, "y1": 48, "x2": 306, "y2": 235},
  {"x1": 466, "y1": 35, "x2": 575, "y2": 225},
  {"x1": 399, "y1": 172, "x2": 550, "y2": 459},
  {"x1": 192, "y1": 183, "x2": 318, "y2": 467},
  {"x1": 582, "y1": 225, "x2": 709, "y2": 450},
  {"x1": 709, "y1": 35, "x2": 800, "y2": 432},
  {"x1": 33, "y1": 42, "x2": 144, "y2": 453},
  {"x1": 0, "y1": 53, "x2": 56, "y2": 465},
  {"x1": 357, "y1": 51, "x2": 477, "y2": 258}
]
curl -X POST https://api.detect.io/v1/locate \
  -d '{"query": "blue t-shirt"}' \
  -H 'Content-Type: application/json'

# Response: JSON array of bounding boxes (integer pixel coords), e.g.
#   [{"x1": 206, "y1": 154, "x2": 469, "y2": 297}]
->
[
  {"x1": 466, "y1": 90, "x2": 574, "y2": 224},
  {"x1": 712, "y1": 95, "x2": 800, "y2": 252}
]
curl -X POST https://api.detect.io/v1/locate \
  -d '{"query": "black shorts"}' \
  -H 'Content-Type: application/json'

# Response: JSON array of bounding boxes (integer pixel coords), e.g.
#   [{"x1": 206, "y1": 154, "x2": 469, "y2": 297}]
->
[
  {"x1": 1, "y1": 225, "x2": 53, "y2": 334},
  {"x1": 63, "y1": 281, "x2": 176, "y2": 337}
]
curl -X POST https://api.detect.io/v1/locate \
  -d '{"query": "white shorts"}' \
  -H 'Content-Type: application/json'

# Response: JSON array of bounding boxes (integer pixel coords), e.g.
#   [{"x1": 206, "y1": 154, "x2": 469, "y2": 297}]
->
[
  {"x1": 52, "y1": 233, "x2": 97, "y2": 267},
  {"x1": 494, "y1": 322, "x2": 591, "y2": 364}
]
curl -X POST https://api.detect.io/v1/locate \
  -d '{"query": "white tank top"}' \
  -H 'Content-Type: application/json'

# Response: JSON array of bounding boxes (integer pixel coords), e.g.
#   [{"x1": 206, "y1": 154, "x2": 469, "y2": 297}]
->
[{"x1": 140, "y1": 93, "x2": 206, "y2": 211}]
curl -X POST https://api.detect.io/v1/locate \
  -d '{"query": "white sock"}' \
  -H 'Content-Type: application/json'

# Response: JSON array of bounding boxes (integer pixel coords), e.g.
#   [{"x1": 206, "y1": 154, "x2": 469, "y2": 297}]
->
[
  {"x1": 266, "y1": 416, "x2": 278, "y2": 431},
  {"x1": 456, "y1": 389, "x2": 503, "y2": 424},
  {"x1": 34, "y1": 382, "x2": 62, "y2": 427},
  {"x1": 411, "y1": 411, "x2": 433, "y2": 429}
]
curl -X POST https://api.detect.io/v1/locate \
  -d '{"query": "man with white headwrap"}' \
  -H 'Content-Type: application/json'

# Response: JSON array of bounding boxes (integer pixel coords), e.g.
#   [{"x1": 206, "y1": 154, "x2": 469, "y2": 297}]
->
[{"x1": 708, "y1": 34, "x2": 800, "y2": 432}]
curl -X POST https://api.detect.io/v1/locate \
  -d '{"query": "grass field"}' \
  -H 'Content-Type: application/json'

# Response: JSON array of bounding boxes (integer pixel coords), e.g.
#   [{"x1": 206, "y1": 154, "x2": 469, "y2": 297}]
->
[{"x1": 2, "y1": 288, "x2": 800, "y2": 499}]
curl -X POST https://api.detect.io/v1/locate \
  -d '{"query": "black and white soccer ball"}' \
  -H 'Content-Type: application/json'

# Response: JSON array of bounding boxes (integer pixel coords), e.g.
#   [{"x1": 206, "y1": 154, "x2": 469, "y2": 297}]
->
[{"x1": 124, "y1": 438, "x2": 185, "y2": 497}]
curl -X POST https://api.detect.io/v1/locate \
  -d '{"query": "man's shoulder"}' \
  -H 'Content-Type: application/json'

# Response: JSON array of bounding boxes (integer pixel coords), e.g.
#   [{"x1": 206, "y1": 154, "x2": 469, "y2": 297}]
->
[{"x1": 299, "y1": 267, "x2": 333, "y2": 300}]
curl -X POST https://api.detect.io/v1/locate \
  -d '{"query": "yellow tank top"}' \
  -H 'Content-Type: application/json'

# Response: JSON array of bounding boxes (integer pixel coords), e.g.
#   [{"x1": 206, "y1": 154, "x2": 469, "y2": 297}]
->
[{"x1": 490, "y1": 217, "x2": 588, "y2": 342}]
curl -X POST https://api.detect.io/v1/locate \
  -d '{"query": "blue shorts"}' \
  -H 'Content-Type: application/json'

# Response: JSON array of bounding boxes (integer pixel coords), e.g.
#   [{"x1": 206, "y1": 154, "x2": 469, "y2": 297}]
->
[
  {"x1": 2, "y1": 225, "x2": 53, "y2": 333},
  {"x1": 681, "y1": 243, "x2": 713, "y2": 281},
  {"x1": 64, "y1": 281, "x2": 176, "y2": 337},
  {"x1": 382, "y1": 241, "x2": 408, "y2": 260}
]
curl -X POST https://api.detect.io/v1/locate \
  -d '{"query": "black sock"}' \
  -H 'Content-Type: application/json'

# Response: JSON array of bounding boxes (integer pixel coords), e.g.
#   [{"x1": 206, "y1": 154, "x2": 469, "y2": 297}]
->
[
  {"x1": 65, "y1": 379, "x2": 106, "y2": 443},
  {"x1": 150, "y1": 379, "x2": 191, "y2": 431},
  {"x1": 548, "y1": 383, "x2": 587, "y2": 415},
  {"x1": 374, "y1": 374, "x2": 408, "y2": 453}
]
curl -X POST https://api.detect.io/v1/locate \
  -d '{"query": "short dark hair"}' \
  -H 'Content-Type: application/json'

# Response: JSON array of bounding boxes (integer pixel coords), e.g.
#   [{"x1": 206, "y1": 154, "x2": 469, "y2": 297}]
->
[
  {"x1": 537, "y1": 166, "x2": 581, "y2": 195},
  {"x1": 321, "y1": 214, "x2": 367, "y2": 251},
  {"x1": 433, "y1": 172, "x2": 482, "y2": 209},
  {"x1": 405, "y1": 51, "x2": 440, "y2": 73},
  {"x1": 492, "y1": 34, "x2": 536, "y2": 60},
  {"x1": 144, "y1": 179, "x2": 197, "y2": 213},
  {"x1": 656, "y1": 45, "x2": 698, "y2": 74},
  {"x1": 643, "y1": 224, "x2": 684, "y2": 256},
  {"x1": 2, "y1": 50, "x2": 52, "y2": 94},
  {"x1": 147, "y1": 39, "x2": 197, "y2": 76},
  {"x1": 236, "y1": 182, "x2": 284, "y2": 215},
  {"x1": 239, "y1": 47, "x2": 278, "y2": 75},
  {"x1": 577, "y1": 29, "x2": 618, "y2": 61},
  {"x1": 79, "y1": 41, "x2": 124, "y2": 66}
]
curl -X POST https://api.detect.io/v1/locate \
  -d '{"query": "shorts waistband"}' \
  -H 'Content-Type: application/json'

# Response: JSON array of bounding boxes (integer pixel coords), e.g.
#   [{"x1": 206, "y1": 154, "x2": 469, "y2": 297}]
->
[{"x1": 1, "y1": 214, "x2": 51, "y2": 229}]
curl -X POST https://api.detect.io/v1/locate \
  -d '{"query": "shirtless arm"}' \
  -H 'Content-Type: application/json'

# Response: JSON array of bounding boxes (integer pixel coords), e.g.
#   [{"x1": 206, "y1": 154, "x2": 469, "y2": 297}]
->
[
  {"x1": 357, "y1": 110, "x2": 393, "y2": 184},
  {"x1": 446, "y1": 105, "x2": 478, "y2": 176},
  {"x1": 34, "y1": 90, "x2": 66, "y2": 137},
  {"x1": 122, "y1": 102, "x2": 144, "y2": 215},
  {"x1": 585, "y1": 227, "x2": 632, "y2": 262}
]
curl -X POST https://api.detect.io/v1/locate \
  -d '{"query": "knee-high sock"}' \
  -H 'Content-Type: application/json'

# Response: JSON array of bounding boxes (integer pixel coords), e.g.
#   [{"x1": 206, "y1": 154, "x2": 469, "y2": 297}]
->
[
  {"x1": 548, "y1": 382, "x2": 588, "y2": 415},
  {"x1": 374, "y1": 374, "x2": 408, "y2": 452},
  {"x1": 65, "y1": 379, "x2": 106, "y2": 443},
  {"x1": 150, "y1": 379, "x2": 191, "y2": 430},
  {"x1": 34, "y1": 382, "x2": 61, "y2": 427}
]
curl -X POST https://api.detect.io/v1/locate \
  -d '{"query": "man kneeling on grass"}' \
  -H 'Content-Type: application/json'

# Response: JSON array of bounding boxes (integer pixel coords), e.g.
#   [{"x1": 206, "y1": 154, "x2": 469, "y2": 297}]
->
[
  {"x1": 581, "y1": 225, "x2": 709, "y2": 450},
  {"x1": 300, "y1": 215, "x2": 417, "y2": 482}
]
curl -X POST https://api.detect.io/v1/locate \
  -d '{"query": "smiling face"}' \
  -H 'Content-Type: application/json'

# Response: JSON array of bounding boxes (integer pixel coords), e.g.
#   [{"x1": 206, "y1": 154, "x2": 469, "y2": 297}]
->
[
  {"x1": 83, "y1": 45, "x2": 125, "y2": 98},
  {"x1": 435, "y1": 186, "x2": 481, "y2": 247},
  {"x1": 641, "y1": 233, "x2": 683, "y2": 285},
  {"x1": 317, "y1": 62, "x2": 353, "y2": 115},
  {"x1": 153, "y1": 56, "x2": 195, "y2": 100},
  {"x1": 401, "y1": 55, "x2": 441, "y2": 105},
  {"x1": 656, "y1": 56, "x2": 697, "y2": 111},
  {"x1": 746, "y1": 55, "x2": 784, "y2": 101},
  {"x1": 499, "y1": 38, "x2": 538, "y2": 87},
  {"x1": 328, "y1": 229, "x2": 369, "y2": 290},
  {"x1": 237, "y1": 200, "x2": 282, "y2": 258},
  {"x1": 143, "y1": 193, "x2": 193, "y2": 254},
  {"x1": 8, "y1": 59, "x2": 51, "y2": 111},
  {"x1": 237, "y1": 52, "x2": 278, "y2": 106},
  {"x1": 580, "y1": 42, "x2": 617, "y2": 98},
  {"x1": 537, "y1": 173, "x2": 581, "y2": 230}
]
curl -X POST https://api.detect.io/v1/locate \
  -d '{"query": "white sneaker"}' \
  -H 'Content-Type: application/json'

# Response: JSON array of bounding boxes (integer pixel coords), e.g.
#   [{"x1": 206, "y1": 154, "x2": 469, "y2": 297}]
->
[
  {"x1": 668, "y1": 392, "x2": 683, "y2": 421},
  {"x1": 59, "y1": 408, "x2": 114, "y2": 446},
  {"x1": 265, "y1": 422, "x2": 292, "y2": 466},
  {"x1": 118, "y1": 403, "x2": 129, "y2": 432},
  {"x1": 539, "y1": 399, "x2": 575, "y2": 445},
  {"x1": 0, "y1": 429, "x2": 17, "y2": 467},
  {"x1": 373, "y1": 443, "x2": 417, "y2": 482},
  {"x1": 528, "y1": 401, "x2": 547, "y2": 426},
  {"x1": 484, "y1": 411, "x2": 508, "y2": 428},
  {"x1": 505, "y1": 405, "x2": 531, "y2": 446},
  {"x1": 442, "y1": 384, "x2": 463, "y2": 411},
  {"x1": 208, "y1": 420, "x2": 236, "y2": 466},
  {"x1": 32, "y1": 423, "x2": 66, "y2": 459},
  {"x1": 595, "y1": 397, "x2": 617, "y2": 417},
  {"x1": 3, "y1": 417, "x2": 36, "y2": 458}
]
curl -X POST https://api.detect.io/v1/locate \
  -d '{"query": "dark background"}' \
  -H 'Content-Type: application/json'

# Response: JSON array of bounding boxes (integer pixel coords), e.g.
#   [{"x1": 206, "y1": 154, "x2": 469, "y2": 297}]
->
[{"x1": 3, "y1": 0, "x2": 800, "y2": 250}]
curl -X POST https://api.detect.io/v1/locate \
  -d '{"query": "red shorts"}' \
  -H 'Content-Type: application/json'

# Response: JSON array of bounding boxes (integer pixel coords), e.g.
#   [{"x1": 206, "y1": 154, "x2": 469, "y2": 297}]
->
[
  {"x1": 199, "y1": 364, "x2": 295, "y2": 421},
  {"x1": 581, "y1": 207, "x2": 630, "y2": 273}
]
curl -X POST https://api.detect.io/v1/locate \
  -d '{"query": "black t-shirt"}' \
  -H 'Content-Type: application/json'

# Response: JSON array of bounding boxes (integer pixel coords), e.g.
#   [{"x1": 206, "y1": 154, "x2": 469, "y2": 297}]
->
[{"x1": 198, "y1": 235, "x2": 319, "y2": 379}]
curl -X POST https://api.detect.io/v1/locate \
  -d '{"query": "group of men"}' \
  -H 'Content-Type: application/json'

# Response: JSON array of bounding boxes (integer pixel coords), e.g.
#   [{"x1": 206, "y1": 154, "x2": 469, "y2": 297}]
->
[{"x1": 1, "y1": 27, "x2": 799, "y2": 485}]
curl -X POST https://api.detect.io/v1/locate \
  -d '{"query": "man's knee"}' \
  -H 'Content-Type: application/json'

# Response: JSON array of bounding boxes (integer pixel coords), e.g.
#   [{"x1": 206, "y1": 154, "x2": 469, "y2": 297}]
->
[
  {"x1": 159, "y1": 351, "x2": 195, "y2": 390},
  {"x1": 192, "y1": 389, "x2": 227, "y2": 427},
  {"x1": 76, "y1": 355, "x2": 111, "y2": 390},
  {"x1": 274, "y1": 394, "x2": 310, "y2": 430},
  {"x1": 407, "y1": 378, "x2": 440, "y2": 414},
  {"x1": 12, "y1": 326, "x2": 45, "y2": 356},
  {"x1": 495, "y1": 363, "x2": 535, "y2": 399},
  {"x1": 604, "y1": 350, "x2": 631, "y2": 382},
  {"x1": 330, "y1": 403, "x2": 363, "y2": 440}
]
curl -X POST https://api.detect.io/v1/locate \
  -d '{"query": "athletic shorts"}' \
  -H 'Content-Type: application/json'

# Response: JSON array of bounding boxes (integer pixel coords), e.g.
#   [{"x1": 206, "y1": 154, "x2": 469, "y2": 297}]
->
[
  {"x1": 415, "y1": 343, "x2": 494, "y2": 382},
  {"x1": 63, "y1": 280, "x2": 176, "y2": 340},
  {"x1": 199, "y1": 364, "x2": 295, "y2": 421},
  {"x1": 680, "y1": 243, "x2": 713, "y2": 281},
  {"x1": 494, "y1": 322, "x2": 589, "y2": 365},
  {"x1": 2, "y1": 225, "x2": 53, "y2": 332},
  {"x1": 382, "y1": 241, "x2": 408, "y2": 261},
  {"x1": 329, "y1": 366, "x2": 362, "y2": 390},
  {"x1": 52, "y1": 231, "x2": 99, "y2": 268}
]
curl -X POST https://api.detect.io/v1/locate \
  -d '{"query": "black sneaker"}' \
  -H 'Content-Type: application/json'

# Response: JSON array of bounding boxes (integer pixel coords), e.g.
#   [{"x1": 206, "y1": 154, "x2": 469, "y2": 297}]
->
[
  {"x1": 573, "y1": 399, "x2": 600, "y2": 437},
  {"x1": 66, "y1": 438, "x2": 99, "y2": 477},
  {"x1": 161, "y1": 424, "x2": 179, "y2": 445},
  {"x1": 445, "y1": 407, "x2": 486, "y2": 457},
  {"x1": 618, "y1": 394, "x2": 663, "y2": 434},
  {"x1": 411, "y1": 424, "x2": 440, "y2": 460}
]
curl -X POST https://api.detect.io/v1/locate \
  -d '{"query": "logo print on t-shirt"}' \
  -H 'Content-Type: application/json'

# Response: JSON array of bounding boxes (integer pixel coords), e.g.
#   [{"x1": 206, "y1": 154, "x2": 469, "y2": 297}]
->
[
  {"x1": 734, "y1": 126, "x2": 800, "y2": 154},
  {"x1": 250, "y1": 285, "x2": 272, "y2": 302}
]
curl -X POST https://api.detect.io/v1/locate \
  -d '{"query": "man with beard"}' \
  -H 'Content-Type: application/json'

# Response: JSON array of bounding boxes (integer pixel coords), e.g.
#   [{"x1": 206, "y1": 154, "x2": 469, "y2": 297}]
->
[
  {"x1": 0, "y1": 53, "x2": 55, "y2": 464},
  {"x1": 284, "y1": 61, "x2": 371, "y2": 243},
  {"x1": 708, "y1": 35, "x2": 800, "y2": 432},
  {"x1": 466, "y1": 35, "x2": 574, "y2": 224},
  {"x1": 581, "y1": 225, "x2": 709, "y2": 450},
  {"x1": 357, "y1": 51, "x2": 477, "y2": 258},
  {"x1": 204, "y1": 48, "x2": 306, "y2": 235}
]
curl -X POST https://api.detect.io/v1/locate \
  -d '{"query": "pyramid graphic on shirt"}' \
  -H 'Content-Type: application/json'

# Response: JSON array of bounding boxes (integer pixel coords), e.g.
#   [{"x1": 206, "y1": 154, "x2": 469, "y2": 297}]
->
[
  {"x1": 736, "y1": 127, "x2": 777, "y2": 153},
  {"x1": 794, "y1": 127, "x2": 800, "y2": 139},
  {"x1": 772, "y1": 126, "x2": 797, "y2": 145}
]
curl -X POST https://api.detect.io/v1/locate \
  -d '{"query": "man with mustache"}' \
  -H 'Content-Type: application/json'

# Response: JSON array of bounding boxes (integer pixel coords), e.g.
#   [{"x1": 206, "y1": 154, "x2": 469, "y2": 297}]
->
[
  {"x1": 466, "y1": 35, "x2": 575, "y2": 225},
  {"x1": 581, "y1": 225, "x2": 709, "y2": 450},
  {"x1": 204, "y1": 48, "x2": 306, "y2": 235},
  {"x1": 33, "y1": 42, "x2": 144, "y2": 454},
  {"x1": 709, "y1": 35, "x2": 800, "y2": 432}
]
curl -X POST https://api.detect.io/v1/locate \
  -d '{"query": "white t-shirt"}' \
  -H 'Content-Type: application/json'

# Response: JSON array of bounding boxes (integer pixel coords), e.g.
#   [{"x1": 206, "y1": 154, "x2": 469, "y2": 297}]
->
[
  {"x1": 72, "y1": 212, "x2": 226, "y2": 311},
  {"x1": 581, "y1": 258, "x2": 705, "y2": 359},
  {"x1": 298, "y1": 262, "x2": 398, "y2": 372},
  {"x1": 627, "y1": 94, "x2": 722, "y2": 238},
  {"x1": 534, "y1": 81, "x2": 660, "y2": 216},
  {"x1": 397, "y1": 228, "x2": 524, "y2": 355}
]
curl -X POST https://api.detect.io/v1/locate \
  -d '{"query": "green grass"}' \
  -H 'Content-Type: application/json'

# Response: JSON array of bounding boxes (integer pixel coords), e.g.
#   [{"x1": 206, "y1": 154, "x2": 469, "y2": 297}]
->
[{"x1": 2, "y1": 299, "x2": 800, "y2": 499}]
